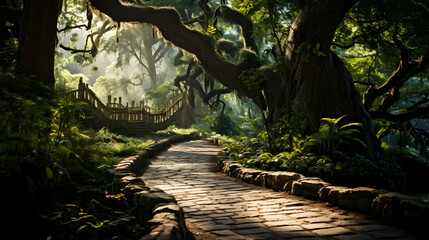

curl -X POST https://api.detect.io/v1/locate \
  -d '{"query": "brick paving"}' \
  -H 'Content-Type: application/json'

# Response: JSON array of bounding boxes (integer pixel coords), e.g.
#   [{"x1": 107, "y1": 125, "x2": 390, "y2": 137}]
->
[{"x1": 142, "y1": 140, "x2": 421, "y2": 240}]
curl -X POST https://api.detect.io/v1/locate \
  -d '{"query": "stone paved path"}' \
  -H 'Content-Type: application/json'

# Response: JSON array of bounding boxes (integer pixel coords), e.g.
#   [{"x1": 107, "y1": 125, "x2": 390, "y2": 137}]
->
[{"x1": 142, "y1": 140, "x2": 421, "y2": 240}]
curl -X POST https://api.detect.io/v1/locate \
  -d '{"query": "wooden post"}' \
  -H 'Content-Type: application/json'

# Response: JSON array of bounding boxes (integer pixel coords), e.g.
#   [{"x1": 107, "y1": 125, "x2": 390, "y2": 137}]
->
[
  {"x1": 85, "y1": 84, "x2": 89, "y2": 99},
  {"x1": 78, "y1": 78, "x2": 85, "y2": 100},
  {"x1": 126, "y1": 102, "x2": 129, "y2": 121}
]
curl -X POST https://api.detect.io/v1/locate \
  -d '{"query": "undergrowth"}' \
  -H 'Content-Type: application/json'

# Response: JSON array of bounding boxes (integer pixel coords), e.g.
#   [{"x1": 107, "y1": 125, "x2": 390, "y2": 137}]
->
[
  {"x1": 0, "y1": 69, "x2": 154, "y2": 239},
  {"x1": 205, "y1": 114, "x2": 429, "y2": 192}
]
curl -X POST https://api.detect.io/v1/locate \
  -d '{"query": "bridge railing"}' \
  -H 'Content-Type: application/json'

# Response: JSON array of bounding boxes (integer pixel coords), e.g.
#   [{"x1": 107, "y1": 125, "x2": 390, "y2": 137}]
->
[{"x1": 67, "y1": 79, "x2": 184, "y2": 124}]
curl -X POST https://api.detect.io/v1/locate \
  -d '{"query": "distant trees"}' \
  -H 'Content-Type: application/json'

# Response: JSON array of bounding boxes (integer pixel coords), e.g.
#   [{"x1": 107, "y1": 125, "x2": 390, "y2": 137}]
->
[{"x1": 107, "y1": 24, "x2": 171, "y2": 90}]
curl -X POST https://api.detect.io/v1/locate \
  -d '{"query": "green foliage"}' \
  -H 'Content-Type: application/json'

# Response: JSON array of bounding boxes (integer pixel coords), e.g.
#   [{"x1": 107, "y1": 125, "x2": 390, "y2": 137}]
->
[
  {"x1": 144, "y1": 82, "x2": 178, "y2": 108},
  {"x1": 0, "y1": 69, "x2": 155, "y2": 192},
  {"x1": 54, "y1": 52, "x2": 90, "y2": 91},
  {"x1": 192, "y1": 92, "x2": 262, "y2": 139},
  {"x1": 0, "y1": 68, "x2": 153, "y2": 239},
  {"x1": 265, "y1": 104, "x2": 307, "y2": 154},
  {"x1": 304, "y1": 116, "x2": 365, "y2": 156},
  {"x1": 225, "y1": 136, "x2": 267, "y2": 161},
  {"x1": 199, "y1": 110, "x2": 241, "y2": 137},
  {"x1": 220, "y1": 113, "x2": 421, "y2": 190},
  {"x1": 206, "y1": 25, "x2": 218, "y2": 36},
  {"x1": 208, "y1": 134, "x2": 235, "y2": 146},
  {"x1": 234, "y1": 0, "x2": 257, "y2": 15},
  {"x1": 239, "y1": 68, "x2": 267, "y2": 98},
  {"x1": 333, "y1": 0, "x2": 429, "y2": 108},
  {"x1": 0, "y1": 71, "x2": 53, "y2": 180},
  {"x1": 156, "y1": 125, "x2": 198, "y2": 136},
  {"x1": 36, "y1": 192, "x2": 145, "y2": 239},
  {"x1": 226, "y1": 134, "x2": 410, "y2": 189},
  {"x1": 0, "y1": 38, "x2": 18, "y2": 68},
  {"x1": 88, "y1": 128, "x2": 155, "y2": 168},
  {"x1": 215, "y1": 39, "x2": 239, "y2": 61},
  {"x1": 237, "y1": 116, "x2": 264, "y2": 138},
  {"x1": 237, "y1": 49, "x2": 261, "y2": 69},
  {"x1": 295, "y1": 42, "x2": 326, "y2": 57}
]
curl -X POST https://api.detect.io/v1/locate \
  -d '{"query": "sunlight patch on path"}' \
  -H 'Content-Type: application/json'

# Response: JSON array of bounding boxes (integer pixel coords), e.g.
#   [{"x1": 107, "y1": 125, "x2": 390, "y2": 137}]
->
[{"x1": 141, "y1": 140, "x2": 419, "y2": 240}]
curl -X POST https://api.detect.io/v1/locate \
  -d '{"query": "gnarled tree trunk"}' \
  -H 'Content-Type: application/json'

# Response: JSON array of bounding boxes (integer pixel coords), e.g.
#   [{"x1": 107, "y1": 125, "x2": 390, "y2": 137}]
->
[
  {"x1": 18, "y1": 0, "x2": 60, "y2": 87},
  {"x1": 275, "y1": 1, "x2": 379, "y2": 157}
]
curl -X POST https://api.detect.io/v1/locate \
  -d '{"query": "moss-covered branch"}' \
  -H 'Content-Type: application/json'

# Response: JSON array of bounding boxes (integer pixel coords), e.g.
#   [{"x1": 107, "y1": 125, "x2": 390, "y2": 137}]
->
[{"x1": 88, "y1": 0, "x2": 247, "y2": 95}]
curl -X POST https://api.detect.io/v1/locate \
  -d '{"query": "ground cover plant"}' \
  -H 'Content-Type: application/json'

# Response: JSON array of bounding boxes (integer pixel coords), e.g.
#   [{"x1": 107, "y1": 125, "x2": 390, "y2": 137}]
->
[
  {"x1": 0, "y1": 71, "x2": 156, "y2": 239},
  {"x1": 211, "y1": 114, "x2": 429, "y2": 193},
  {"x1": 191, "y1": 98, "x2": 428, "y2": 194}
]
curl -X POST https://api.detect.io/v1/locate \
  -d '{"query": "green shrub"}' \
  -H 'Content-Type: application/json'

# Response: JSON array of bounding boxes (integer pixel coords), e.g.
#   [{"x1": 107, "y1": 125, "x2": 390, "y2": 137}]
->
[{"x1": 304, "y1": 116, "x2": 365, "y2": 156}]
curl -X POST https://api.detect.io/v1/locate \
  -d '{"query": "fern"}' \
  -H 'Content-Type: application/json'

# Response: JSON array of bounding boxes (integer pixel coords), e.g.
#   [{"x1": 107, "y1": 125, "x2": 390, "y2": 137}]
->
[{"x1": 305, "y1": 115, "x2": 365, "y2": 156}]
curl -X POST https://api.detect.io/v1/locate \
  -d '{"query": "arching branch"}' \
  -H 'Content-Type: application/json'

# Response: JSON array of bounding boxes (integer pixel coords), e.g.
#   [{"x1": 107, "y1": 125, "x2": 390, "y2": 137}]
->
[
  {"x1": 409, "y1": 98, "x2": 429, "y2": 111},
  {"x1": 88, "y1": 0, "x2": 247, "y2": 95},
  {"x1": 60, "y1": 19, "x2": 113, "y2": 58},
  {"x1": 58, "y1": 4, "x2": 93, "y2": 33},
  {"x1": 371, "y1": 105, "x2": 429, "y2": 122},
  {"x1": 364, "y1": 50, "x2": 429, "y2": 110},
  {"x1": 213, "y1": 5, "x2": 257, "y2": 51},
  {"x1": 153, "y1": 42, "x2": 169, "y2": 63},
  {"x1": 354, "y1": 81, "x2": 374, "y2": 87},
  {"x1": 59, "y1": 44, "x2": 91, "y2": 54}
]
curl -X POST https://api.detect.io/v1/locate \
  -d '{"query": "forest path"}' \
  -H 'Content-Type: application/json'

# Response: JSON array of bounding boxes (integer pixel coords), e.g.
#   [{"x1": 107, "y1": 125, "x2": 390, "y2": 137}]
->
[{"x1": 141, "y1": 140, "x2": 419, "y2": 240}]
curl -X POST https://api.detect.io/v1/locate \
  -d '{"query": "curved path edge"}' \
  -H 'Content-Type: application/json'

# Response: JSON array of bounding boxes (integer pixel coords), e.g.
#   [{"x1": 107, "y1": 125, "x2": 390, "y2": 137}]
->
[
  {"x1": 107, "y1": 134, "x2": 197, "y2": 240},
  {"x1": 214, "y1": 144, "x2": 429, "y2": 234}
]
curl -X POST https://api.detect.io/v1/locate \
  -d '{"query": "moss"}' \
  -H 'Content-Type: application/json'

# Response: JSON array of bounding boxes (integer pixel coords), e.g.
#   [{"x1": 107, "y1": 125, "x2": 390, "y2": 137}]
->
[
  {"x1": 238, "y1": 48, "x2": 261, "y2": 69},
  {"x1": 215, "y1": 39, "x2": 239, "y2": 56}
]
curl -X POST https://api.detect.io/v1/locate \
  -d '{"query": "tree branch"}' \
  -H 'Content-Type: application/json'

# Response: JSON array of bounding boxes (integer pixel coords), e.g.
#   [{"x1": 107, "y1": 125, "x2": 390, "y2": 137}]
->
[
  {"x1": 204, "y1": 88, "x2": 231, "y2": 103},
  {"x1": 126, "y1": 46, "x2": 149, "y2": 72},
  {"x1": 364, "y1": 50, "x2": 429, "y2": 110},
  {"x1": 213, "y1": 5, "x2": 257, "y2": 51},
  {"x1": 153, "y1": 41, "x2": 166, "y2": 62},
  {"x1": 89, "y1": 0, "x2": 246, "y2": 94},
  {"x1": 371, "y1": 105, "x2": 429, "y2": 122},
  {"x1": 58, "y1": 24, "x2": 89, "y2": 33},
  {"x1": 59, "y1": 44, "x2": 91, "y2": 54},
  {"x1": 58, "y1": 4, "x2": 93, "y2": 33},
  {"x1": 60, "y1": 20, "x2": 113, "y2": 57},
  {"x1": 154, "y1": 45, "x2": 169, "y2": 63},
  {"x1": 392, "y1": 23, "x2": 409, "y2": 65},
  {"x1": 409, "y1": 98, "x2": 429, "y2": 111},
  {"x1": 184, "y1": 15, "x2": 205, "y2": 25},
  {"x1": 354, "y1": 81, "x2": 374, "y2": 87}
]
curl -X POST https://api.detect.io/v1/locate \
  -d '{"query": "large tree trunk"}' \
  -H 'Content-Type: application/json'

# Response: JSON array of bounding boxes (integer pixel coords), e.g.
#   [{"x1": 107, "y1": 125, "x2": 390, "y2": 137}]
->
[
  {"x1": 265, "y1": 0, "x2": 380, "y2": 158},
  {"x1": 18, "y1": 0, "x2": 60, "y2": 87}
]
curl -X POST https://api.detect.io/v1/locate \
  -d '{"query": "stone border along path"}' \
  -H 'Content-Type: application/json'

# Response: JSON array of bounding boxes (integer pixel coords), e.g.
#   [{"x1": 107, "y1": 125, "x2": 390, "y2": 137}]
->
[{"x1": 141, "y1": 140, "x2": 423, "y2": 240}]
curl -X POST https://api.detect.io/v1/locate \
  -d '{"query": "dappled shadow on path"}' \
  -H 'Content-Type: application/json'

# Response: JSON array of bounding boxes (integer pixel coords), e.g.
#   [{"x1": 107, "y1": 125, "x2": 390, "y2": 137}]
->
[{"x1": 142, "y1": 140, "x2": 421, "y2": 240}]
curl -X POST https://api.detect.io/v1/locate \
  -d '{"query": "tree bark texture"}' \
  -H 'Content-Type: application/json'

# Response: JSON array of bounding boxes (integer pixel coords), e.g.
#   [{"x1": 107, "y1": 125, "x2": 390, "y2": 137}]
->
[
  {"x1": 18, "y1": 0, "x2": 60, "y2": 87},
  {"x1": 277, "y1": 0, "x2": 379, "y2": 157}
]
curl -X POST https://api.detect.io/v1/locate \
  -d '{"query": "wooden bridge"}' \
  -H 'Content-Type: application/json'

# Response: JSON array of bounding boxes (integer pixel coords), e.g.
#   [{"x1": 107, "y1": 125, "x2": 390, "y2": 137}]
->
[{"x1": 67, "y1": 79, "x2": 198, "y2": 136}]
